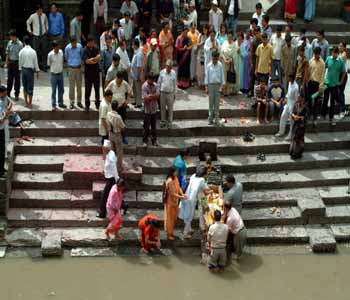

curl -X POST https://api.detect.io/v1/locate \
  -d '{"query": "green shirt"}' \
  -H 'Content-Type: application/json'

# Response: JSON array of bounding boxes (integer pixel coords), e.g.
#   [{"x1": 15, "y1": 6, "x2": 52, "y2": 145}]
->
[{"x1": 325, "y1": 56, "x2": 346, "y2": 87}]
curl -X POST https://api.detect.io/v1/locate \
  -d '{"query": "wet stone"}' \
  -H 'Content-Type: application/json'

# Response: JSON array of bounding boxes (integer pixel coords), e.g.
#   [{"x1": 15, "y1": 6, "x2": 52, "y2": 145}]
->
[
  {"x1": 42, "y1": 231, "x2": 63, "y2": 257},
  {"x1": 61, "y1": 228, "x2": 108, "y2": 247},
  {"x1": 71, "y1": 247, "x2": 116, "y2": 257},
  {"x1": 6, "y1": 228, "x2": 43, "y2": 247},
  {"x1": 307, "y1": 226, "x2": 337, "y2": 253}
]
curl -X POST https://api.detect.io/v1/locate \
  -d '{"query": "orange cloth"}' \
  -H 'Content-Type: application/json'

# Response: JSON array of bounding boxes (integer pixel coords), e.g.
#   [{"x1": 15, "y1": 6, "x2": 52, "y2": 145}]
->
[
  {"x1": 187, "y1": 30, "x2": 200, "y2": 46},
  {"x1": 159, "y1": 30, "x2": 174, "y2": 64},
  {"x1": 138, "y1": 214, "x2": 161, "y2": 251},
  {"x1": 164, "y1": 177, "x2": 181, "y2": 237}
]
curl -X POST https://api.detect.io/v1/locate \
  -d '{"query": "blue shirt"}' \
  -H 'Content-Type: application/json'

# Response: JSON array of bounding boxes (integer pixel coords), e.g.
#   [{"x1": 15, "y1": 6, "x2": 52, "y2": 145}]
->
[
  {"x1": 131, "y1": 48, "x2": 143, "y2": 81},
  {"x1": 311, "y1": 38, "x2": 330, "y2": 62},
  {"x1": 64, "y1": 43, "x2": 83, "y2": 67},
  {"x1": 48, "y1": 12, "x2": 65, "y2": 37},
  {"x1": 100, "y1": 48, "x2": 113, "y2": 71}
]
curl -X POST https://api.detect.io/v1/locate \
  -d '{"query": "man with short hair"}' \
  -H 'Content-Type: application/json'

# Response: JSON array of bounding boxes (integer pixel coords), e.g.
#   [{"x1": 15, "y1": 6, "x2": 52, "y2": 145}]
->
[
  {"x1": 100, "y1": 35, "x2": 114, "y2": 89},
  {"x1": 224, "y1": 200, "x2": 247, "y2": 262},
  {"x1": 254, "y1": 79, "x2": 271, "y2": 124},
  {"x1": 322, "y1": 47, "x2": 346, "y2": 126},
  {"x1": 311, "y1": 30, "x2": 330, "y2": 62},
  {"x1": 146, "y1": 38, "x2": 161, "y2": 78},
  {"x1": 131, "y1": 39, "x2": 144, "y2": 108},
  {"x1": 270, "y1": 25, "x2": 284, "y2": 84},
  {"x1": 255, "y1": 32, "x2": 273, "y2": 84},
  {"x1": 248, "y1": 27, "x2": 262, "y2": 97},
  {"x1": 47, "y1": 41, "x2": 66, "y2": 111},
  {"x1": 142, "y1": 73, "x2": 160, "y2": 147},
  {"x1": 19, "y1": 36, "x2": 40, "y2": 108},
  {"x1": 224, "y1": 0, "x2": 241, "y2": 38},
  {"x1": 5, "y1": 29, "x2": 23, "y2": 101},
  {"x1": 0, "y1": 86, "x2": 11, "y2": 177},
  {"x1": 99, "y1": 89, "x2": 113, "y2": 145},
  {"x1": 48, "y1": 3, "x2": 65, "y2": 48},
  {"x1": 207, "y1": 210, "x2": 229, "y2": 273},
  {"x1": 261, "y1": 14, "x2": 272, "y2": 40},
  {"x1": 70, "y1": 12, "x2": 85, "y2": 44},
  {"x1": 268, "y1": 77, "x2": 285, "y2": 119},
  {"x1": 105, "y1": 54, "x2": 127, "y2": 88},
  {"x1": 65, "y1": 37, "x2": 83, "y2": 109},
  {"x1": 209, "y1": 0, "x2": 223, "y2": 34},
  {"x1": 83, "y1": 36, "x2": 101, "y2": 111},
  {"x1": 120, "y1": 0, "x2": 139, "y2": 24},
  {"x1": 281, "y1": 34, "x2": 296, "y2": 92},
  {"x1": 307, "y1": 46, "x2": 325, "y2": 126},
  {"x1": 296, "y1": 46, "x2": 309, "y2": 91},
  {"x1": 93, "y1": 0, "x2": 108, "y2": 40},
  {"x1": 120, "y1": 12, "x2": 134, "y2": 53},
  {"x1": 252, "y1": 2, "x2": 264, "y2": 28},
  {"x1": 205, "y1": 51, "x2": 225, "y2": 126},
  {"x1": 158, "y1": 59, "x2": 177, "y2": 129},
  {"x1": 223, "y1": 175, "x2": 243, "y2": 213},
  {"x1": 116, "y1": 40, "x2": 131, "y2": 82}
]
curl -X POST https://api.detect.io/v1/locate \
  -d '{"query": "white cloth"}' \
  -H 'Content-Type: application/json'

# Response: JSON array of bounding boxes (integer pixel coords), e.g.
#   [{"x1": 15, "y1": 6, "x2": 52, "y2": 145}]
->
[
  {"x1": 286, "y1": 81, "x2": 299, "y2": 108},
  {"x1": 116, "y1": 47, "x2": 131, "y2": 68},
  {"x1": 208, "y1": 222, "x2": 229, "y2": 248},
  {"x1": 209, "y1": 8, "x2": 223, "y2": 33},
  {"x1": 104, "y1": 150, "x2": 119, "y2": 182},
  {"x1": 278, "y1": 81, "x2": 298, "y2": 135},
  {"x1": 47, "y1": 49, "x2": 64, "y2": 74},
  {"x1": 105, "y1": 80, "x2": 130, "y2": 105},
  {"x1": 19, "y1": 45, "x2": 40, "y2": 71},
  {"x1": 252, "y1": 12, "x2": 264, "y2": 28},
  {"x1": 93, "y1": 0, "x2": 108, "y2": 23},
  {"x1": 26, "y1": 13, "x2": 48, "y2": 36},
  {"x1": 120, "y1": 18, "x2": 133, "y2": 41},
  {"x1": 205, "y1": 61, "x2": 225, "y2": 86},
  {"x1": 226, "y1": 207, "x2": 244, "y2": 234},
  {"x1": 99, "y1": 99, "x2": 112, "y2": 136},
  {"x1": 183, "y1": 10, "x2": 198, "y2": 27},
  {"x1": 157, "y1": 68, "x2": 177, "y2": 93},
  {"x1": 204, "y1": 37, "x2": 220, "y2": 69},
  {"x1": 270, "y1": 34, "x2": 285, "y2": 60},
  {"x1": 120, "y1": 0, "x2": 139, "y2": 17}
]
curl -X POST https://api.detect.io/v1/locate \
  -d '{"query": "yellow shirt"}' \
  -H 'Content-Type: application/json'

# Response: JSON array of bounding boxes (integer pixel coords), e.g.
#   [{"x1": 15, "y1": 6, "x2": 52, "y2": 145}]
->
[
  {"x1": 187, "y1": 30, "x2": 200, "y2": 46},
  {"x1": 255, "y1": 43, "x2": 273, "y2": 74},
  {"x1": 308, "y1": 57, "x2": 325, "y2": 89}
]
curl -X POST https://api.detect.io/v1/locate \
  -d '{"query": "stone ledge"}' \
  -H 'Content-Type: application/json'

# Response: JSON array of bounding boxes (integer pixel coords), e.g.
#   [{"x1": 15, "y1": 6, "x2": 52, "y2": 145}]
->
[
  {"x1": 307, "y1": 226, "x2": 337, "y2": 253},
  {"x1": 42, "y1": 230, "x2": 63, "y2": 257}
]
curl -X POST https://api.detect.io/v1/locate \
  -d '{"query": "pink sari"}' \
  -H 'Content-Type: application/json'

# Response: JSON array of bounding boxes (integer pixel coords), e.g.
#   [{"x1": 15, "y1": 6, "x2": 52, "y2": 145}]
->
[{"x1": 106, "y1": 185, "x2": 123, "y2": 234}]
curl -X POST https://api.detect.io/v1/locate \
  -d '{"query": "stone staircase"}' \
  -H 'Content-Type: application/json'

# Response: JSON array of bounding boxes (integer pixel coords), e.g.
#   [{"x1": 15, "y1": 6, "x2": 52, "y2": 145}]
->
[{"x1": 1, "y1": 101, "x2": 350, "y2": 256}]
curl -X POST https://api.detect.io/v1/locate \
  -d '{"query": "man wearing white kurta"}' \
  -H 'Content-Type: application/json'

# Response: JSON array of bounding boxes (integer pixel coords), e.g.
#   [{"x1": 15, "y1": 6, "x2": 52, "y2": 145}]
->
[{"x1": 275, "y1": 75, "x2": 299, "y2": 139}]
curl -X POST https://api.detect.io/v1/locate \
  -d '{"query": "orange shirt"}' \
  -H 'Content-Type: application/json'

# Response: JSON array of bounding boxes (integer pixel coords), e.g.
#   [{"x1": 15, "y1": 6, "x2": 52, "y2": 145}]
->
[{"x1": 187, "y1": 30, "x2": 200, "y2": 46}]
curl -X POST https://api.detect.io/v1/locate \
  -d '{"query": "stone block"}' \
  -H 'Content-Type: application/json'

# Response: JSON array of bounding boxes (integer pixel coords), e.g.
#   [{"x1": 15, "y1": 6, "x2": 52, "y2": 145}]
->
[
  {"x1": 71, "y1": 247, "x2": 116, "y2": 257},
  {"x1": 330, "y1": 224, "x2": 350, "y2": 242},
  {"x1": 298, "y1": 198, "x2": 326, "y2": 218},
  {"x1": 136, "y1": 191, "x2": 163, "y2": 209},
  {"x1": 6, "y1": 228, "x2": 42, "y2": 247},
  {"x1": 42, "y1": 231, "x2": 63, "y2": 257},
  {"x1": 247, "y1": 226, "x2": 309, "y2": 244},
  {"x1": 307, "y1": 226, "x2": 337, "y2": 253},
  {"x1": 61, "y1": 228, "x2": 109, "y2": 247}
]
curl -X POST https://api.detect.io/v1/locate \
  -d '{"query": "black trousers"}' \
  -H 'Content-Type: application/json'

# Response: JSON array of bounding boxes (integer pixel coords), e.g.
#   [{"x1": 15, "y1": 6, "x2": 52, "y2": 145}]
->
[
  {"x1": 99, "y1": 177, "x2": 116, "y2": 217},
  {"x1": 32, "y1": 35, "x2": 48, "y2": 69},
  {"x1": 322, "y1": 85, "x2": 339, "y2": 120},
  {"x1": 0, "y1": 130, "x2": 5, "y2": 175},
  {"x1": 143, "y1": 113, "x2": 157, "y2": 143},
  {"x1": 85, "y1": 72, "x2": 100, "y2": 109},
  {"x1": 7, "y1": 62, "x2": 20, "y2": 97},
  {"x1": 307, "y1": 80, "x2": 320, "y2": 121},
  {"x1": 249, "y1": 64, "x2": 257, "y2": 94}
]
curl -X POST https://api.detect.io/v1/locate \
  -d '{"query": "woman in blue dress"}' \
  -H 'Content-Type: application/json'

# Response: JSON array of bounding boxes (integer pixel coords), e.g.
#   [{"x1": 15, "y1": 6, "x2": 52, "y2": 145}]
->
[
  {"x1": 304, "y1": 0, "x2": 316, "y2": 22},
  {"x1": 173, "y1": 148, "x2": 190, "y2": 190}
]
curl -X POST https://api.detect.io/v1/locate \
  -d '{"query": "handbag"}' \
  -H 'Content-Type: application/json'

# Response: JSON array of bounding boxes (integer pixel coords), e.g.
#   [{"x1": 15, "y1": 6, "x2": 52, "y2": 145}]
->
[{"x1": 226, "y1": 62, "x2": 236, "y2": 84}]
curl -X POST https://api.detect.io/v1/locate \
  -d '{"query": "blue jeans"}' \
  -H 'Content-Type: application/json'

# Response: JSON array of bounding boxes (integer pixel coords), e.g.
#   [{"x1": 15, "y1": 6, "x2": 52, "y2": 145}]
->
[
  {"x1": 50, "y1": 73, "x2": 64, "y2": 108},
  {"x1": 22, "y1": 68, "x2": 35, "y2": 96},
  {"x1": 226, "y1": 15, "x2": 238, "y2": 37},
  {"x1": 272, "y1": 60, "x2": 282, "y2": 83}
]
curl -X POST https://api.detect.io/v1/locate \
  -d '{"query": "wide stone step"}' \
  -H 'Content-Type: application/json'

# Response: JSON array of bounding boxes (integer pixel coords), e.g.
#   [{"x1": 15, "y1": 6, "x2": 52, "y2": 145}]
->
[
  {"x1": 309, "y1": 205, "x2": 350, "y2": 225},
  {"x1": 13, "y1": 132, "x2": 350, "y2": 157},
  {"x1": 4, "y1": 225, "x2": 311, "y2": 248},
  {"x1": 141, "y1": 168, "x2": 350, "y2": 191},
  {"x1": 12, "y1": 172, "x2": 68, "y2": 189},
  {"x1": 319, "y1": 186, "x2": 350, "y2": 205},
  {"x1": 14, "y1": 154, "x2": 64, "y2": 172}
]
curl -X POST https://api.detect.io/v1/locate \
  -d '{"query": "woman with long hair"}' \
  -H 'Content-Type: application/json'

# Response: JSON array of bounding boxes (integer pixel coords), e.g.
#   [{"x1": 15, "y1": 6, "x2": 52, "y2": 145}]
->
[
  {"x1": 196, "y1": 24, "x2": 210, "y2": 89},
  {"x1": 176, "y1": 27, "x2": 192, "y2": 89},
  {"x1": 215, "y1": 23, "x2": 228, "y2": 47},
  {"x1": 234, "y1": 31, "x2": 248, "y2": 93},
  {"x1": 220, "y1": 31, "x2": 237, "y2": 96},
  {"x1": 164, "y1": 166, "x2": 187, "y2": 240}
]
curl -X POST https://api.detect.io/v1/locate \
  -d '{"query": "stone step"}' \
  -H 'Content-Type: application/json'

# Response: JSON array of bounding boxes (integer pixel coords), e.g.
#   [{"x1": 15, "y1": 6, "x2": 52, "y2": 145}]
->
[
  {"x1": 14, "y1": 118, "x2": 350, "y2": 138},
  {"x1": 13, "y1": 132, "x2": 350, "y2": 156},
  {"x1": 141, "y1": 168, "x2": 350, "y2": 191},
  {"x1": 319, "y1": 186, "x2": 350, "y2": 205},
  {"x1": 5, "y1": 225, "x2": 311, "y2": 248},
  {"x1": 307, "y1": 225, "x2": 337, "y2": 253},
  {"x1": 6, "y1": 206, "x2": 305, "y2": 228},
  {"x1": 309, "y1": 205, "x2": 350, "y2": 225},
  {"x1": 10, "y1": 189, "x2": 97, "y2": 209},
  {"x1": 12, "y1": 172, "x2": 69, "y2": 190},
  {"x1": 14, "y1": 154, "x2": 64, "y2": 172}
]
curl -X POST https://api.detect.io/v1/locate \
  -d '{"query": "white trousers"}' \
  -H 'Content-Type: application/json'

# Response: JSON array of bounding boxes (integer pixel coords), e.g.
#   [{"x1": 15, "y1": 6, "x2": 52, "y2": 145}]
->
[{"x1": 278, "y1": 105, "x2": 294, "y2": 136}]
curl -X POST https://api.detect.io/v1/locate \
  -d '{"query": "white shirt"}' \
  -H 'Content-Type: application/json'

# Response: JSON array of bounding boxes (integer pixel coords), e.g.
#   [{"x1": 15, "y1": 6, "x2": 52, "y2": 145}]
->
[
  {"x1": 47, "y1": 49, "x2": 64, "y2": 74},
  {"x1": 99, "y1": 99, "x2": 112, "y2": 136},
  {"x1": 205, "y1": 61, "x2": 225, "y2": 86},
  {"x1": 116, "y1": 47, "x2": 131, "y2": 68},
  {"x1": 183, "y1": 10, "x2": 198, "y2": 27},
  {"x1": 26, "y1": 13, "x2": 48, "y2": 36},
  {"x1": 157, "y1": 68, "x2": 177, "y2": 93},
  {"x1": 252, "y1": 12, "x2": 264, "y2": 28},
  {"x1": 270, "y1": 34, "x2": 285, "y2": 60},
  {"x1": 208, "y1": 222, "x2": 229, "y2": 249},
  {"x1": 120, "y1": 0, "x2": 139, "y2": 17},
  {"x1": 105, "y1": 80, "x2": 130, "y2": 105},
  {"x1": 93, "y1": 0, "x2": 108, "y2": 23},
  {"x1": 120, "y1": 18, "x2": 133, "y2": 41},
  {"x1": 226, "y1": 207, "x2": 244, "y2": 234},
  {"x1": 19, "y1": 45, "x2": 40, "y2": 71},
  {"x1": 104, "y1": 150, "x2": 119, "y2": 182},
  {"x1": 209, "y1": 8, "x2": 223, "y2": 33},
  {"x1": 204, "y1": 37, "x2": 219, "y2": 67},
  {"x1": 286, "y1": 81, "x2": 299, "y2": 109}
]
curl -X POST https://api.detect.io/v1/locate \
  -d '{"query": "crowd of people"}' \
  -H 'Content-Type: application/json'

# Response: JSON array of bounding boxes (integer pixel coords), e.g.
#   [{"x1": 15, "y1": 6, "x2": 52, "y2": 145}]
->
[{"x1": 0, "y1": 0, "x2": 348, "y2": 269}]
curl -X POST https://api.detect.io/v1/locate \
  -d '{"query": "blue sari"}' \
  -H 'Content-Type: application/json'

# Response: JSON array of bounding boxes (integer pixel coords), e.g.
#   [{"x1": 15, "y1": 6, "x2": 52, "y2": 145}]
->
[
  {"x1": 173, "y1": 155, "x2": 187, "y2": 190},
  {"x1": 304, "y1": 0, "x2": 316, "y2": 21}
]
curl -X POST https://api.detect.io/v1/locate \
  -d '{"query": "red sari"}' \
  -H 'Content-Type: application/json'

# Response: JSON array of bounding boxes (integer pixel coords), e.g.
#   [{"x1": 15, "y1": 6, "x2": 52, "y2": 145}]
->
[
  {"x1": 138, "y1": 214, "x2": 161, "y2": 251},
  {"x1": 105, "y1": 185, "x2": 123, "y2": 235},
  {"x1": 285, "y1": 0, "x2": 297, "y2": 20}
]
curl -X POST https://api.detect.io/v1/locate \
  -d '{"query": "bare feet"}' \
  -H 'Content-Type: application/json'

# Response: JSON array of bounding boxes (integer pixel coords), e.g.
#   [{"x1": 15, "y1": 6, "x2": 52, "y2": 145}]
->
[
  {"x1": 264, "y1": 118, "x2": 269, "y2": 124},
  {"x1": 105, "y1": 231, "x2": 112, "y2": 241},
  {"x1": 256, "y1": 119, "x2": 260, "y2": 125}
]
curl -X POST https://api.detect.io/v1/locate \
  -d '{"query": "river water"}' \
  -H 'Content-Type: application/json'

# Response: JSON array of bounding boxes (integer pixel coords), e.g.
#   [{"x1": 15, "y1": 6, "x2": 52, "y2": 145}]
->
[{"x1": 0, "y1": 246, "x2": 349, "y2": 300}]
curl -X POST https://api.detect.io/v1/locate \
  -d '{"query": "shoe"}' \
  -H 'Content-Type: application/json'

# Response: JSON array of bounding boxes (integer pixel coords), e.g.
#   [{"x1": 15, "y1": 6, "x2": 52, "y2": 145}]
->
[
  {"x1": 275, "y1": 132, "x2": 283, "y2": 137},
  {"x1": 85, "y1": 107, "x2": 90, "y2": 112},
  {"x1": 339, "y1": 113, "x2": 345, "y2": 120},
  {"x1": 142, "y1": 142, "x2": 148, "y2": 147},
  {"x1": 152, "y1": 141, "x2": 159, "y2": 147},
  {"x1": 77, "y1": 103, "x2": 83, "y2": 109},
  {"x1": 208, "y1": 120, "x2": 214, "y2": 125},
  {"x1": 59, "y1": 104, "x2": 67, "y2": 109},
  {"x1": 70, "y1": 104, "x2": 75, "y2": 110},
  {"x1": 95, "y1": 103, "x2": 100, "y2": 110}
]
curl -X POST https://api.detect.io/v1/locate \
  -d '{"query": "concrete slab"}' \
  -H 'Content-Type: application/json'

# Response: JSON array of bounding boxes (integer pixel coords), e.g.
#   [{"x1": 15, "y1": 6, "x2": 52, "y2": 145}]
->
[
  {"x1": 307, "y1": 226, "x2": 337, "y2": 253},
  {"x1": 42, "y1": 230, "x2": 63, "y2": 257},
  {"x1": 331, "y1": 224, "x2": 350, "y2": 242},
  {"x1": 247, "y1": 226, "x2": 309, "y2": 244},
  {"x1": 61, "y1": 228, "x2": 109, "y2": 247},
  {"x1": 5, "y1": 228, "x2": 43, "y2": 247}
]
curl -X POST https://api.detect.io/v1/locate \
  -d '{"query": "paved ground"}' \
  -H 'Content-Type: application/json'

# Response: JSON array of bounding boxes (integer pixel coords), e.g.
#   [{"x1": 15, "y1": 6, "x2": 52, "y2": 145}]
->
[{"x1": 1, "y1": 71, "x2": 349, "y2": 113}]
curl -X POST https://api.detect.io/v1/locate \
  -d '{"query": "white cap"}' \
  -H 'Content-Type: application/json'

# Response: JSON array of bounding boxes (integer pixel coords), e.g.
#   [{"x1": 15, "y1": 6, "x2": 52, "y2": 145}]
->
[
  {"x1": 212, "y1": 0, "x2": 218, "y2": 5},
  {"x1": 103, "y1": 140, "x2": 111, "y2": 148},
  {"x1": 150, "y1": 38, "x2": 157, "y2": 46}
]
